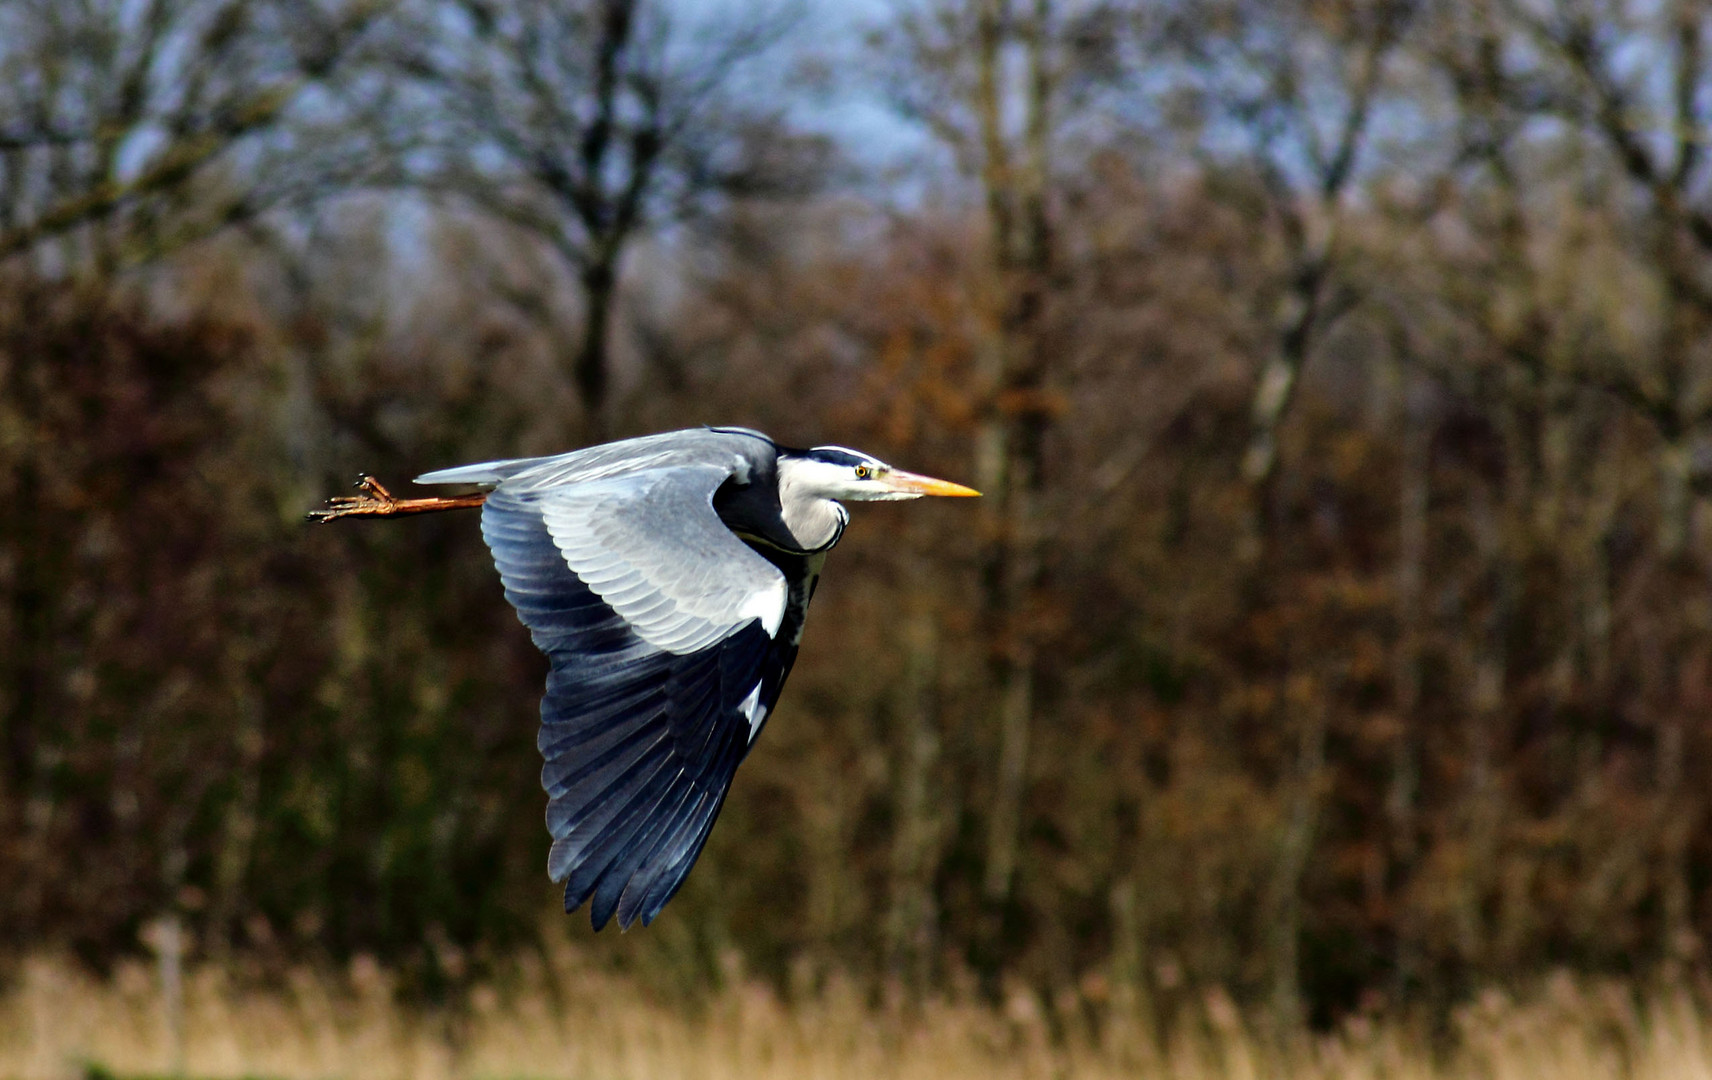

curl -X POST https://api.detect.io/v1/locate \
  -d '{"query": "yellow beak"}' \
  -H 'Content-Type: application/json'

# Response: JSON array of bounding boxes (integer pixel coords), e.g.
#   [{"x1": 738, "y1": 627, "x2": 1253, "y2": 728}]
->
[{"x1": 882, "y1": 469, "x2": 982, "y2": 497}]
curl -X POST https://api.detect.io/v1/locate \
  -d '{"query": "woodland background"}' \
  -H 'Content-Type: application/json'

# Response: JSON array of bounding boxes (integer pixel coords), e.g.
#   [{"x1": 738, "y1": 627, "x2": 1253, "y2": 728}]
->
[{"x1": 4, "y1": 0, "x2": 1712, "y2": 1048}]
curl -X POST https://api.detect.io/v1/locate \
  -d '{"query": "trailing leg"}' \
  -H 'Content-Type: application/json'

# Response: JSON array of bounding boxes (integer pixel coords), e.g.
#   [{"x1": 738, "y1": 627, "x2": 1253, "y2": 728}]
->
[{"x1": 308, "y1": 475, "x2": 487, "y2": 523}]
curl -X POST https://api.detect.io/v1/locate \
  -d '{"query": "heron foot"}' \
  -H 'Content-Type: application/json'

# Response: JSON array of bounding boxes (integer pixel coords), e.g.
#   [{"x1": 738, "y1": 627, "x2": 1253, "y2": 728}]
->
[
  {"x1": 307, "y1": 475, "x2": 487, "y2": 523},
  {"x1": 307, "y1": 475, "x2": 402, "y2": 522}
]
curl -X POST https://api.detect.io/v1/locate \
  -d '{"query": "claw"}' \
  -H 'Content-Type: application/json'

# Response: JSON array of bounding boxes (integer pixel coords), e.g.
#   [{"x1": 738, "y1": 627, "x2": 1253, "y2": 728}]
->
[{"x1": 355, "y1": 474, "x2": 396, "y2": 500}]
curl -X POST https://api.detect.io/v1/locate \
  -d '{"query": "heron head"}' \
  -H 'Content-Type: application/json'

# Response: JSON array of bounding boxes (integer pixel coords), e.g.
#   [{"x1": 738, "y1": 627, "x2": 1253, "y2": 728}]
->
[{"x1": 782, "y1": 446, "x2": 981, "y2": 502}]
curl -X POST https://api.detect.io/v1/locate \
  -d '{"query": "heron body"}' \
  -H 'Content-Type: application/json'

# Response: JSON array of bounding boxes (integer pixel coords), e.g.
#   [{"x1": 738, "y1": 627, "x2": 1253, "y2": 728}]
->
[{"x1": 338, "y1": 426, "x2": 977, "y2": 930}]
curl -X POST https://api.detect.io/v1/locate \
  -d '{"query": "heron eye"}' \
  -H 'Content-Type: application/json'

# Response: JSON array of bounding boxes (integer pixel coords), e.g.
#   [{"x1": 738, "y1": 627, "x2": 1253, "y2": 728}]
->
[{"x1": 854, "y1": 465, "x2": 872, "y2": 480}]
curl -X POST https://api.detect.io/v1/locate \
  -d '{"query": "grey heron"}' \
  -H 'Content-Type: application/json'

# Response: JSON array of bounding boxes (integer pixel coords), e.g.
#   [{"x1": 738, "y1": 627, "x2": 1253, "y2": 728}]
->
[{"x1": 311, "y1": 426, "x2": 978, "y2": 929}]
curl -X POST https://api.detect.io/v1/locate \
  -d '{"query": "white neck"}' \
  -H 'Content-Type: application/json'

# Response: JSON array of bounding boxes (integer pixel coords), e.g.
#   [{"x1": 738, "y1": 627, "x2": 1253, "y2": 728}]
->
[{"x1": 777, "y1": 461, "x2": 851, "y2": 550}]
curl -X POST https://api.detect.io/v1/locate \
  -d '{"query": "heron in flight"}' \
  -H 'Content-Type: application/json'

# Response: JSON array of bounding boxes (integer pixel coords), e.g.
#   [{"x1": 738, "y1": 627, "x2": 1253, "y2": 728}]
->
[{"x1": 311, "y1": 426, "x2": 977, "y2": 930}]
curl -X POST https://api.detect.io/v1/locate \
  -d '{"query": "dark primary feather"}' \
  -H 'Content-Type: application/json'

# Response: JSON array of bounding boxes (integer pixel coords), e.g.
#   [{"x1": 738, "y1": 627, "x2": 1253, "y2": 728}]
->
[{"x1": 481, "y1": 482, "x2": 802, "y2": 929}]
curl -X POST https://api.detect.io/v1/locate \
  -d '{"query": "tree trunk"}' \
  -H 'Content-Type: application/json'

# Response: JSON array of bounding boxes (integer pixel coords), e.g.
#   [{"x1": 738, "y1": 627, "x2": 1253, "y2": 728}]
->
[
  {"x1": 972, "y1": 0, "x2": 1054, "y2": 911},
  {"x1": 1583, "y1": 452, "x2": 1619, "y2": 691},
  {"x1": 1457, "y1": 481, "x2": 1507, "y2": 973},
  {"x1": 885, "y1": 600, "x2": 943, "y2": 993},
  {"x1": 1656, "y1": 705, "x2": 1692, "y2": 975},
  {"x1": 1657, "y1": 438, "x2": 1693, "y2": 559},
  {"x1": 208, "y1": 669, "x2": 265, "y2": 962},
  {"x1": 1239, "y1": 238, "x2": 1333, "y2": 562},
  {"x1": 3, "y1": 459, "x2": 41, "y2": 794},
  {"x1": 8, "y1": 456, "x2": 57, "y2": 936},
  {"x1": 1241, "y1": 350, "x2": 1303, "y2": 492},
  {"x1": 1106, "y1": 875, "x2": 1155, "y2": 1061},
  {"x1": 575, "y1": 260, "x2": 617, "y2": 440},
  {"x1": 1388, "y1": 375, "x2": 1430, "y2": 998},
  {"x1": 1645, "y1": 416, "x2": 1699, "y2": 971},
  {"x1": 983, "y1": 636, "x2": 1036, "y2": 900},
  {"x1": 1267, "y1": 688, "x2": 1328, "y2": 1038}
]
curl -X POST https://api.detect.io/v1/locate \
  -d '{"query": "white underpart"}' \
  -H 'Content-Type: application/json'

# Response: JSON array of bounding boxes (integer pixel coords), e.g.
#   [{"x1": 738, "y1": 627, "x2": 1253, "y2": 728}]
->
[{"x1": 740, "y1": 681, "x2": 767, "y2": 742}]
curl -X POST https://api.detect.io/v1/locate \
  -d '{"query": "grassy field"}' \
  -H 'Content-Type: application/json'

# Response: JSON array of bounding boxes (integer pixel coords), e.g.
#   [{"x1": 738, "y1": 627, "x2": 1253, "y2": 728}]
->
[{"x1": 5, "y1": 945, "x2": 1712, "y2": 1080}]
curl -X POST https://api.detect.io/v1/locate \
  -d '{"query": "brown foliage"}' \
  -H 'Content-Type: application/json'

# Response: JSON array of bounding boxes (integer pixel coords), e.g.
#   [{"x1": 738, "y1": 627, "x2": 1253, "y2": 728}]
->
[{"x1": 5, "y1": 0, "x2": 1712, "y2": 1037}]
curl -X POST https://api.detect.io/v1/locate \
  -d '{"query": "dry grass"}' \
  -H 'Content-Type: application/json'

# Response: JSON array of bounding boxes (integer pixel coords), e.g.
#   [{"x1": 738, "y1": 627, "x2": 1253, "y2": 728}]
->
[{"x1": 5, "y1": 943, "x2": 1712, "y2": 1080}]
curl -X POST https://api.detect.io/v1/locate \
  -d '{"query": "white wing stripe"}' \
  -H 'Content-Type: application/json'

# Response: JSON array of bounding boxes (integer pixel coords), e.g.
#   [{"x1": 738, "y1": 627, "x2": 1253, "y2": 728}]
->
[
  {"x1": 739, "y1": 682, "x2": 765, "y2": 742},
  {"x1": 738, "y1": 590, "x2": 785, "y2": 636}
]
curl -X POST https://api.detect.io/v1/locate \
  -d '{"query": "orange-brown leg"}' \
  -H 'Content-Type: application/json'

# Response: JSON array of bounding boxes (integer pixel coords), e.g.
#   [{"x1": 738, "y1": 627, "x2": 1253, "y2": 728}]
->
[{"x1": 307, "y1": 475, "x2": 487, "y2": 523}]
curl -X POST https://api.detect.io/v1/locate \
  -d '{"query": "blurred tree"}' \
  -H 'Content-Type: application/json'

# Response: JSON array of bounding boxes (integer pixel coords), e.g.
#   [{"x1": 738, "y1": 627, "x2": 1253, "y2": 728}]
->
[
  {"x1": 878, "y1": 0, "x2": 1081, "y2": 978},
  {"x1": 1139, "y1": 0, "x2": 1420, "y2": 1027},
  {"x1": 374, "y1": 0, "x2": 827, "y2": 436},
  {"x1": 1149, "y1": 0, "x2": 1418, "y2": 545},
  {"x1": 11, "y1": 0, "x2": 1712, "y2": 1031},
  {"x1": 1427, "y1": 0, "x2": 1712, "y2": 977},
  {"x1": 0, "y1": 0, "x2": 386, "y2": 275}
]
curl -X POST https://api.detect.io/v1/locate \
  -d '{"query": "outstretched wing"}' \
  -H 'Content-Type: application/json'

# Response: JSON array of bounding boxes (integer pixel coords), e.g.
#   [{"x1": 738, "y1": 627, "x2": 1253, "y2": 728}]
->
[{"x1": 480, "y1": 463, "x2": 796, "y2": 929}]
